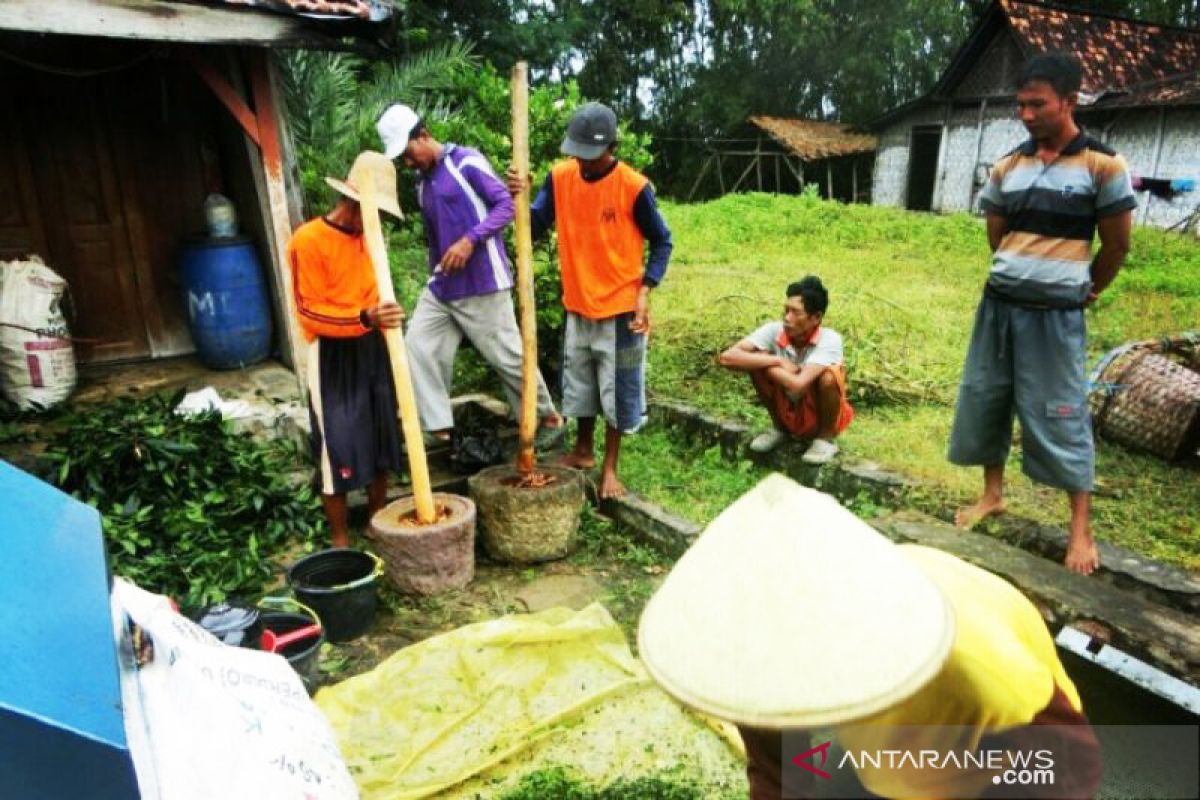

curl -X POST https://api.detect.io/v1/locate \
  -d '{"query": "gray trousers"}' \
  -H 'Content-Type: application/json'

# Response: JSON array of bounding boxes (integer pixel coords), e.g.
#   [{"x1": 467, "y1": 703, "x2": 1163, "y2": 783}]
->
[
  {"x1": 406, "y1": 288, "x2": 556, "y2": 431},
  {"x1": 948, "y1": 294, "x2": 1094, "y2": 492},
  {"x1": 561, "y1": 311, "x2": 647, "y2": 433}
]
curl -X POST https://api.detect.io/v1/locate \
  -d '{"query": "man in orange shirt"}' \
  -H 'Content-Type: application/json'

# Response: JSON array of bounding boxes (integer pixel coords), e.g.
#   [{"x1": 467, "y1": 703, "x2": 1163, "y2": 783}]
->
[
  {"x1": 506, "y1": 103, "x2": 673, "y2": 498},
  {"x1": 287, "y1": 155, "x2": 405, "y2": 547}
]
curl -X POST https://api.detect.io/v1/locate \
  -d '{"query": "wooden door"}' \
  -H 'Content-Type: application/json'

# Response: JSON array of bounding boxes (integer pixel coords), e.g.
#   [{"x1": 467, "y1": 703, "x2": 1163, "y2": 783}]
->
[
  {"x1": 905, "y1": 126, "x2": 943, "y2": 213},
  {"x1": 1, "y1": 43, "x2": 218, "y2": 365},
  {"x1": 19, "y1": 74, "x2": 152, "y2": 362},
  {"x1": 0, "y1": 112, "x2": 50, "y2": 263}
]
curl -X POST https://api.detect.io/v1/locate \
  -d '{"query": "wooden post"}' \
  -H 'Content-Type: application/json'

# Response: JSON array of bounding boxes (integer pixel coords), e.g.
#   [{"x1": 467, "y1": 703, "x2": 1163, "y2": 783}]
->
[
  {"x1": 1143, "y1": 106, "x2": 1167, "y2": 227},
  {"x1": 687, "y1": 153, "x2": 715, "y2": 201},
  {"x1": 755, "y1": 136, "x2": 763, "y2": 191},
  {"x1": 852, "y1": 158, "x2": 859, "y2": 203},
  {"x1": 826, "y1": 161, "x2": 833, "y2": 199},
  {"x1": 247, "y1": 51, "x2": 307, "y2": 384},
  {"x1": 358, "y1": 158, "x2": 436, "y2": 523},
  {"x1": 510, "y1": 62, "x2": 537, "y2": 474},
  {"x1": 783, "y1": 156, "x2": 804, "y2": 188},
  {"x1": 716, "y1": 153, "x2": 726, "y2": 194},
  {"x1": 774, "y1": 153, "x2": 781, "y2": 193},
  {"x1": 730, "y1": 158, "x2": 757, "y2": 192}
]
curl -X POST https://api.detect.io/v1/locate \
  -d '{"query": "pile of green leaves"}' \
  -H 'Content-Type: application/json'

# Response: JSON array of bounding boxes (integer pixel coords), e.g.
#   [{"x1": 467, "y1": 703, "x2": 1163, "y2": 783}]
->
[
  {"x1": 41, "y1": 391, "x2": 322, "y2": 608},
  {"x1": 498, "y1": 766, "x2": 731, "y2": 800}
]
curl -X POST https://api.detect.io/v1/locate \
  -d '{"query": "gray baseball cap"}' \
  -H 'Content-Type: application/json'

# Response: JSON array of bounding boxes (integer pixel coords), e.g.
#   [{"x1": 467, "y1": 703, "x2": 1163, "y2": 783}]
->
[{"x1": 561, "y1": 102, "x2": 618, "y2": 160}]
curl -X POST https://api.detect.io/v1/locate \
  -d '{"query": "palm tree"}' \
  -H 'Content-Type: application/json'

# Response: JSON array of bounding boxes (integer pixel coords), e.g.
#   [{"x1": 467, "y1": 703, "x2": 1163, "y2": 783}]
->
[{"x1": 278, "y1": 42, "x2": 476, "y2": 214}]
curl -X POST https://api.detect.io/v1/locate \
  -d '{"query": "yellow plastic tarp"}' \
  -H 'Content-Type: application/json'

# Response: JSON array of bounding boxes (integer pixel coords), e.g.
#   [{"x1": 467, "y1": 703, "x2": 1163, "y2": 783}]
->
[{"x1": 315, "y1": 603, "x2": 746, "y2": 799}]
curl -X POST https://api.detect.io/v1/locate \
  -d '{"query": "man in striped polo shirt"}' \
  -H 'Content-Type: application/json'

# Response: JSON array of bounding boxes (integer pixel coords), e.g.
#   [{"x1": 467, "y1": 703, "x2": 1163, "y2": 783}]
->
[
  {"x1": 377, "y1": 104, "x2": 562, "y2": 447},
  {"x1": 949, "y1": 53, "x2": 1135, "y2": 575}
]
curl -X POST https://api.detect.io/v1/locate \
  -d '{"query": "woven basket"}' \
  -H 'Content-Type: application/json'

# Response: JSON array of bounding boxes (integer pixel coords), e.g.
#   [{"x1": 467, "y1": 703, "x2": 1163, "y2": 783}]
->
[{"x1": 1090, "y1": 350, "x2": 1200, "y2": 460}]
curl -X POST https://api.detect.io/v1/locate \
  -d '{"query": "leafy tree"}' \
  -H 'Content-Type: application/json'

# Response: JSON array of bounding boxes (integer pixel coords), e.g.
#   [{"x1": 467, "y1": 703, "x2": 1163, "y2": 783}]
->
[{"x1": 1059, "y1": 0, "x2": 1200, "y2": 25}]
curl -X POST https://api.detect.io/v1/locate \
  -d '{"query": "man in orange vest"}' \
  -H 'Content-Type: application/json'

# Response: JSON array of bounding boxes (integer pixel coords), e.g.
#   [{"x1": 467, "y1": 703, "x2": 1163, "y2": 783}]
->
[{"x1": 507, "y1": 103, "x2": 673, "y2": 498}]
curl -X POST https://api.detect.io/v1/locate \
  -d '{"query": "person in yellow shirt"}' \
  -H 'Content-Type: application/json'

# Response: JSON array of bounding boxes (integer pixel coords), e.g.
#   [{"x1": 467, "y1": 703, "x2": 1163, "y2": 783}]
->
[
  {"x1": 287, "y1": 155, "x2": 405, "y2": 548},
  {"x1": 506, "y1": 103, "x2": 673, "y2": 498},
  {"x1": 639, "y1": 476, "x2": 1101, "y2": 799}
]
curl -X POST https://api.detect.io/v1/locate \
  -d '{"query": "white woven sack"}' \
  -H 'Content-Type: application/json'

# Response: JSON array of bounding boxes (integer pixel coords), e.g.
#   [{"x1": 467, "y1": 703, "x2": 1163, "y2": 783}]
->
[
  {"x1": 112, "y1": 579, "x2": 359, "y2": 800},
  {"x1": 0, "y1": 256, "x2": 76, "y2": 410}
]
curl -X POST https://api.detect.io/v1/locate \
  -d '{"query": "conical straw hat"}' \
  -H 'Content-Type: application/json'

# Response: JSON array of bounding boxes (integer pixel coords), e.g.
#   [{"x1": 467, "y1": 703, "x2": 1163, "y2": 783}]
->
[
  {"x1": 325, "y1": 151, "x2": 403, "y2": 219},
  {"x1": 638, "y1": 474, "x2": 954, "y2": 729}
]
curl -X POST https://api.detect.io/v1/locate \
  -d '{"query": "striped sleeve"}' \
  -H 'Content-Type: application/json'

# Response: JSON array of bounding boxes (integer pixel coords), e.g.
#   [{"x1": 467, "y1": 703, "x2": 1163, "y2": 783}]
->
[
  {"x1": 978, "y1": 155, "x2": 1015, "y2": 215},
  {"x1": 457, "y1": 150, "x2": 514, "y2": 245},
  {"x1": 1094, "y1": 153, "x2": 1138, "y2": 217},
  {"x1": 288, "y1": 230, "x2": 369, "y2": 340}
]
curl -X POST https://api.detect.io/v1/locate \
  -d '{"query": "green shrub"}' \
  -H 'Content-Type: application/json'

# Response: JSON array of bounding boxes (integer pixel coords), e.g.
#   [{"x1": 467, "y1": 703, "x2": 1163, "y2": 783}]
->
[{"x1": 286, "y1": 49, "x2": 657, "y2": 395}]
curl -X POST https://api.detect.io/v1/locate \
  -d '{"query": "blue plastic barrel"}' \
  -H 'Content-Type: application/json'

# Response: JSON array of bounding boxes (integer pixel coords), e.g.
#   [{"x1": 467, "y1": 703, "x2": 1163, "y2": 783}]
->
[{"x1": 178, "y1": 237, "x2": 273, "y2": 369}]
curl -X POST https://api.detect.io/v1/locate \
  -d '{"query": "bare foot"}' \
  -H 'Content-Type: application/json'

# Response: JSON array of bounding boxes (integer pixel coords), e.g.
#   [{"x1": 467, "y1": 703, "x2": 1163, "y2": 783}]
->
[
  {"x1": 599, "y1": 469, "x2": 626, "y2": 499},
  {"x1": 1065, "y1": 537, "x2": 1100, "y2": 576},
  {"x1": 954, "y1": 496, "x2": 1006, "y2": 529},
  {"x1": 556, "y1": 451, "x2": 596, "y2": 470}
]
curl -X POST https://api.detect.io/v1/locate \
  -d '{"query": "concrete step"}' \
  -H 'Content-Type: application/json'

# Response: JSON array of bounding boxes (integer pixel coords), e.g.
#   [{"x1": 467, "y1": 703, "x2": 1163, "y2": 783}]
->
[{"x1": 872, "y1": 510, "x2": 1200, "y2": 687}]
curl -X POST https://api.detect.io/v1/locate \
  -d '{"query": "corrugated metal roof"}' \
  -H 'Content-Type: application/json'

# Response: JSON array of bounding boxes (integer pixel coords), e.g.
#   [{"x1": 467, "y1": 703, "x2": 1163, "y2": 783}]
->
[
  {"x1": 1003, "y1": 0, "x2": 1200, "y2": 95},
  {"x1": 748, "y1": 116, "x2": 877, "y2": 160}
]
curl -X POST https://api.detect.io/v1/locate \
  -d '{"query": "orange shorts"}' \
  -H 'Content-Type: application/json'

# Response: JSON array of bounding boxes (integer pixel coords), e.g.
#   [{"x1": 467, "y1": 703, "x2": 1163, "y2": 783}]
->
[{"x1": 750, "y1": 364, "x2": 854, "y2": 439}]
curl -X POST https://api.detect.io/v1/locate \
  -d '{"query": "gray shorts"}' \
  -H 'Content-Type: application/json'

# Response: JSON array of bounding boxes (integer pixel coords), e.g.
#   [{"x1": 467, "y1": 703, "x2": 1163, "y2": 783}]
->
[
  {"x1": 948, "y1": 294, "x2": 1094, "y2": 492},
  {"x1": 561, "y1": 311, "x2": 647, "y2": 433}
]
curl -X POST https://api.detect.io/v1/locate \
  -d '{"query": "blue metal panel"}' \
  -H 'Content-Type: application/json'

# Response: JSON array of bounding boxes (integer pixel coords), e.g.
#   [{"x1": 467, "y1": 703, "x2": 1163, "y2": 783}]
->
[{"x1": 0, "y1": 460, "x2": 139, "y2": 799}]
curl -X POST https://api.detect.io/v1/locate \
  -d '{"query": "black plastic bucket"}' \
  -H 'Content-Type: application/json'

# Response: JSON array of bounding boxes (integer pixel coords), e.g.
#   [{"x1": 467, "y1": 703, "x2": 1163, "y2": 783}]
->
[
  {"x1": 259, "y1": 610, "x2": 324, "y2": 693},
  {"x1": 286, "y1": 549, "x2": 381, "y2": 643}
]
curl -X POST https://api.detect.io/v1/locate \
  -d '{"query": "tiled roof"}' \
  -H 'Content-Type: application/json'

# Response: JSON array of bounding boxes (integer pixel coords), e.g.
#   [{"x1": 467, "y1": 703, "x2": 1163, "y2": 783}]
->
[
  {"x1": 197, "y1": 0, "x2": 391, "y2": 21},
  {"x1": 748, "y1": 116, "x2": 878, "y2": 160},
  {"x1": 1003, "y1": 0, "x2": 1200, "y2": 94},
  {"x1": 1091, "y1": 70, "x2": 1200, "y2": 108}
]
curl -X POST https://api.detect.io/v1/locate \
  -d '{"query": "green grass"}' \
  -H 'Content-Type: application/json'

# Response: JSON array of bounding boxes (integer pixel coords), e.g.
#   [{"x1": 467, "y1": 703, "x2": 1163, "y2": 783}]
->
[
  {"x1": 645, "y1": 192, "x2": 1200, "y2": 568},
  {"x1": 619, "y1": 429, "x2": 769, "y2": 525}
]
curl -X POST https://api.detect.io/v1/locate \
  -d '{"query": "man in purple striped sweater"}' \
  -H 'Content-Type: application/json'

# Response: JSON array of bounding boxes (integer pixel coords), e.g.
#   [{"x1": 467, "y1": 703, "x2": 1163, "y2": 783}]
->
[{"x1": 378, "y1": 104, "x2": 562, "y2": 446}]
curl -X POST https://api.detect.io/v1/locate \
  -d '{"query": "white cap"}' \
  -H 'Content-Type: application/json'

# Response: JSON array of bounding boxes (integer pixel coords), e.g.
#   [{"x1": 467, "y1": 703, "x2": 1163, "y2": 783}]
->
[{"x1": 377, "y1": 104, "x2": 421, "y2": 160}]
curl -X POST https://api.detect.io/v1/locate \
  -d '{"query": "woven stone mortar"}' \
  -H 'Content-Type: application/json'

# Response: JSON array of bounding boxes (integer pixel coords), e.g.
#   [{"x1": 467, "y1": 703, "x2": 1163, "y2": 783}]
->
[{"x1": 469, "y1": 464, "x2": 586, "y2": 563}]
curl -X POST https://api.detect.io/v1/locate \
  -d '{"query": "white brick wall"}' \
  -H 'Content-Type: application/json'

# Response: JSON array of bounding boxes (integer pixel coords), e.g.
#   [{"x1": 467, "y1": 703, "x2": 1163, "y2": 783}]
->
[
  {"x1": 872, "y1": 104, "x2": 1199, "y2": 229},
  {"x1": 1103, "y1": 109, "x2": 1200, "y2": 229}
]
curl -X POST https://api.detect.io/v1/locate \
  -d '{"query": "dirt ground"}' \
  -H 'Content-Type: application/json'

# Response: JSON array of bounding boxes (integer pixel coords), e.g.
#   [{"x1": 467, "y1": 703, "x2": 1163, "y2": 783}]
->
[{"x1": 314, "y1": 511, "x2": 667, "y2": 686}]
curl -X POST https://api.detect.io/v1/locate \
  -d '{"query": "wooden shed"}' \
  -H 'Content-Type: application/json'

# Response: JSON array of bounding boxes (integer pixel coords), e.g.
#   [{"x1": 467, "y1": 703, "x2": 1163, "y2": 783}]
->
[
  {"x1": 0, "y1": 0, "x2": 390, "y2": 374},
  {"x1": 687, "y1": 117, "x2": 877, "y2": 203},
  {"x1": 868, "y1": 0, "x2": 1200, "y2": 230}
]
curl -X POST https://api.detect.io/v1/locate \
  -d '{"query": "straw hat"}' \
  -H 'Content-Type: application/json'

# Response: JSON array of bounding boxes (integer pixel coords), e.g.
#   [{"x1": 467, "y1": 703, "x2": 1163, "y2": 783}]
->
[
  {"x1": 637, "y1": 474, "x2": 954, "y2": 729},
  {"x1": 325, "y1": 151, "x2": 403, "y2": 219}
]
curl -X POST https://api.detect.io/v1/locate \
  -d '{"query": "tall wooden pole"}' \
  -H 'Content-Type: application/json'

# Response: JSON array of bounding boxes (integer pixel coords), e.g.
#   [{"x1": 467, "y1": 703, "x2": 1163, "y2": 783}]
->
[
  {"x1": 358, "y1": 154, "x2": 436, "y2": 523},
  {"x1": 511, "y1": 62, "x2": 538, "y2": 474}
]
